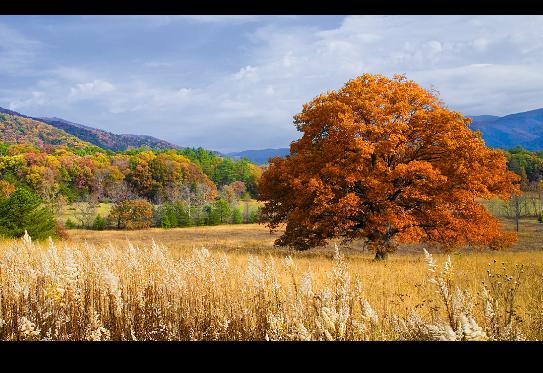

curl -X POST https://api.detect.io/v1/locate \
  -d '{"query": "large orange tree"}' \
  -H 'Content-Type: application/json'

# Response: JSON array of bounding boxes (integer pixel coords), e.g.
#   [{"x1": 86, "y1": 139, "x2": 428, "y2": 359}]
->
[{"x1": 258, "y1": 74, "x2": 519, "y2": 259}]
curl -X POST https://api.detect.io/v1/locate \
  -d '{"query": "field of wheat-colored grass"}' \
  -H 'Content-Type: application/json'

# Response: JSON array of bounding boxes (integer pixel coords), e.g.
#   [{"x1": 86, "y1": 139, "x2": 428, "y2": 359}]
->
[{"x1": 1, "y1": 224, "x2": 541, "y2": 341}]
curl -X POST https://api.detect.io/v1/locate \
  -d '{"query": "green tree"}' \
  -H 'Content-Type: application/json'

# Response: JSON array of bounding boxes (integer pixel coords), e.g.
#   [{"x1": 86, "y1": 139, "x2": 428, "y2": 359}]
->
[
  {"x1": 92, "y1": 214, "x2": 107, "y2": 230},
  {"x1": 248, "y1": 208, "x2": 260, "y2": 224},
  {"x1": 213, "y1": 199, "x2": 231, "y2": 224},
  {"x1": 173, "y1": 201, "x2": 192, "y2": 227},
  {"x1": 0, "y1": 187, "x2": 56, "y2": 240},
  {"x1": 232, "y1": 208, "x2": 243, "y2": 224},
  {"x1": 160, "y1": 204, "x2": 179, "y2": 228},
  {"x1": 65, "y1": 218, "x2": 78, "y2": 229}
]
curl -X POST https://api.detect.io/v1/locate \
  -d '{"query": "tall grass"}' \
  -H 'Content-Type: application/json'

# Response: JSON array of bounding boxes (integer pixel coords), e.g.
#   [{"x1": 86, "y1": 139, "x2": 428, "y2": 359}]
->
[{"x1": 0, "y1": 232, "x2": 540, "y2": 341}]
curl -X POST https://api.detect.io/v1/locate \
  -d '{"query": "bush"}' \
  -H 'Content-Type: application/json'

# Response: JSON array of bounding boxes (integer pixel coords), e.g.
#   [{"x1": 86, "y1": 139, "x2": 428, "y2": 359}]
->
[
  {"x1": 65, "y1": 218, "x2": 79, "y2": 229},
  {"x1": 92, "y1": 214, "x2": 107, "y2": 230},
  {"x1": 175, "y1": 202, "x2": 192, "y2": 227},
  {"x1": 0, "y1": 187, "x2": 56, "y2": 240},
  {"x1": 207, "y1": 205, "x2": 221, "y2": 226},
  {"x1": 108, "y1": 199, "x2": 153, "y2": 230},
  {"x1": 55, "y1": 222, "x2": 69, "y2": 240}
]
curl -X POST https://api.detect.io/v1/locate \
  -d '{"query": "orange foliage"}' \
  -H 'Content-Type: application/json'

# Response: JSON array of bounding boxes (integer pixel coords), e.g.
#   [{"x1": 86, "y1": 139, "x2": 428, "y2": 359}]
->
[{"x1": 258, "y1": 74, "x2": 520, "y2": 254}]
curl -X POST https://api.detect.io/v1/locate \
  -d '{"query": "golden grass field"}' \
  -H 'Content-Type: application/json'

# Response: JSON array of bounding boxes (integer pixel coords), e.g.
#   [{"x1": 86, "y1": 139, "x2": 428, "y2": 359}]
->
[
  {"x1": 66, "y1": 216, "x2": 543, "y2": 254},
  {"x1": 0, "y1": 216, "x2": 541, "y2": 341}
]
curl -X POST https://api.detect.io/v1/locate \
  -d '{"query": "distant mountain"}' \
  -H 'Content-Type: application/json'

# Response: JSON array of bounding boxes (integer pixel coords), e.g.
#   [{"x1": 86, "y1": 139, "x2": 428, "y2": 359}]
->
[
  {"x1": 0, "y1": 107, "x2": 33, "y2": 118},
  {"x1": 0, "y1": 106, "x2": 179, "y2": 151},
  {"x1": 36, "y1": 117, "x2": 179, "y2": 152},
  {"x1": 469, "y1": 108, "x2": 543, "y2": 150},
  {"x1": 0, "y1": 109, "x2": 92, "y2": 149},
  {"x1": 226, "y1": 148, "x2": 290, "y2": 165}
]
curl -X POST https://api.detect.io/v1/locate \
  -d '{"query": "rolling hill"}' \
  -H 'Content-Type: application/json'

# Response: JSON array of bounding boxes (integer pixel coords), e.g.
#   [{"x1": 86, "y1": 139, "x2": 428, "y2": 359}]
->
[
  {"x1": 0, "y1": 106, "x2": 179, "y2": 152},
  {"x1": 0, "y1": 110, "x2": 92, "y2": 149},
  {"x1": 4, "y1": 104, "x2": 543, "y2": 159},
  {"x1": 36, "y1": 117, "x2": 179, "y2": 152}
]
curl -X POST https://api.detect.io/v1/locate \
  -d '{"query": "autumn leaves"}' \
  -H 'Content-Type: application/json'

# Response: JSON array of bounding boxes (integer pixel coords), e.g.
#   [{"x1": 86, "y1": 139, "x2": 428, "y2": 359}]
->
[{"x1": 258, "y1": 74, "x2": 519, "y2": 255}]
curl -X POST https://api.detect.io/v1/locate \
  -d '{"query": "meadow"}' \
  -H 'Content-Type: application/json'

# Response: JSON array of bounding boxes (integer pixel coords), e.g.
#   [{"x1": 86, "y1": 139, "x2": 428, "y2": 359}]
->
[{"x1": 0, "y1": 218, "x2": 541, "y2": 341}]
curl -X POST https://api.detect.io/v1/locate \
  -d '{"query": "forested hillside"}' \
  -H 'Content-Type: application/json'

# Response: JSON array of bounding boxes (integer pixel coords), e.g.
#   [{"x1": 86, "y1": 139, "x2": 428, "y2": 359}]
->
[
  {"x1": 37, "y1": 117, "x2": 180, "y2": 151},
  {"x1": 0, "y1": 107, "x2": 180, "y2": 151},
  {"x1": 0, "y1": 113, "x2": 92, "y2": 149},
  {"x1": 0, "y1": 143, "x2": 261, "y2": 204}
]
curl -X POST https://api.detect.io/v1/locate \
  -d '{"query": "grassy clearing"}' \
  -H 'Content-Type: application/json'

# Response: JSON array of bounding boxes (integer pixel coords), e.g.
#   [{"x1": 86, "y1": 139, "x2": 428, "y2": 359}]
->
[{"x1": 58, "y1": 202, "x2": 113, "y2": 224}]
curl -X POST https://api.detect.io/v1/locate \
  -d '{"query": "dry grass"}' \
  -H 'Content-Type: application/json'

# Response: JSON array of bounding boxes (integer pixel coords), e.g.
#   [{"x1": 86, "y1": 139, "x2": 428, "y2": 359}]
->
[{"x1": 0, "y1": 226, "x2": 541, "y2": 340}]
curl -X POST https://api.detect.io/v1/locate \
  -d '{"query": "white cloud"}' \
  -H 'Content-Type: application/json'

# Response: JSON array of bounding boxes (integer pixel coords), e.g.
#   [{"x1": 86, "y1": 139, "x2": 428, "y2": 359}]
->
[{"x1": 69, "y1": 80, "x2": 115, "y2": 98}]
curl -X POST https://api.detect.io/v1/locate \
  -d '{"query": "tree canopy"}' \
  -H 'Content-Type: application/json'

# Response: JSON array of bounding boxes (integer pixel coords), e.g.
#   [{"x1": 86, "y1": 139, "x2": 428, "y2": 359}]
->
[{"x1": 258, "y1": 74, "x2": 520, "y2": 257}]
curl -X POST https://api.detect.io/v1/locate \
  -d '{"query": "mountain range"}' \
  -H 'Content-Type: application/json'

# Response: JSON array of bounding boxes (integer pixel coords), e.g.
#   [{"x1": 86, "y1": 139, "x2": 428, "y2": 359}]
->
[
  {"x1": 469, "y1": 108, "x2": 543, "y2": 150},
  {"x1": 2, "y1": 105, "x2": 543, "y2": 164},
  {"x1": 226, "y1": 148, "x2": 291, "y2": 165}
]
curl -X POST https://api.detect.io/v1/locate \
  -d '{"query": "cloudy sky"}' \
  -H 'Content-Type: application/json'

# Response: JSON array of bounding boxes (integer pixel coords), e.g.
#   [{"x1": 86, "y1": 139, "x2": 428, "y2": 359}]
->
[{"x1": 1, "y1": 15, "x2": 542, "y2": 152}]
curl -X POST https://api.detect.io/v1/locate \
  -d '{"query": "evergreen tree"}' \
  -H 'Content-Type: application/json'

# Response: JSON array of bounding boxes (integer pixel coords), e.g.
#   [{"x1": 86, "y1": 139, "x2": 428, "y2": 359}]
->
[
  {"x1": 232, "y1": 208, "x2": 243, "y2": 224},
  {"x1": 213, "y1": 199, "x2": 231, "y2": 224},
  {"x1": 173, "y1": 201, "x2": 192, "y2": 227},
  {"x1": 92, "y1": 214, "x2": 107, "y2": 230},
  {"x1": 0, "y1": 187, "x2": 56, "y2": 240},
  {"x1": 160, "y1": 205, "x2": 178, "y2": 228}
]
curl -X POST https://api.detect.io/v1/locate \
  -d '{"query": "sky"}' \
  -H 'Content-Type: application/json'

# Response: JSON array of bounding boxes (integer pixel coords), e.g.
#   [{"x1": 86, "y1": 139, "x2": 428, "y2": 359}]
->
[{"x1": 1, "y1": 15, "x2": 543, "y2": 152}]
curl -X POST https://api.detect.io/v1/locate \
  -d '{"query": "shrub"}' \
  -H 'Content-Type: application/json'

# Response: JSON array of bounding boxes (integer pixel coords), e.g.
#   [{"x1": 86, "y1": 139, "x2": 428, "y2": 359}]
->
[
  {"x1": 207, "y1": 206, "x2": 221, "y2": 226},
  {"x1": 108, "y1": 199, "x2": 153, "y2": 230},
  {"x1": 174, "y1": 202, "x2": 192, "y2": 227},
  {"x1": 0, "y1": 187, "x2": 56, "y2": 240},
  {"x1": 156, "y1": 202, "x2": 193, "y2": 228},
  {"x1": 92, "y1": 214, "x2": 107, "y2": 230},
  {"x1": 54, "y1": 222, "x2": 69, "y2": 240}
]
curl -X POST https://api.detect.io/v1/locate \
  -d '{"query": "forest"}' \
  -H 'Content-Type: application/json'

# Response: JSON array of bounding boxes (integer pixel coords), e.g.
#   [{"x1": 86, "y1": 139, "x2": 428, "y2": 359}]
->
[{"x1": 0, "y1": 141, "x2": 263, "y2": 238}]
